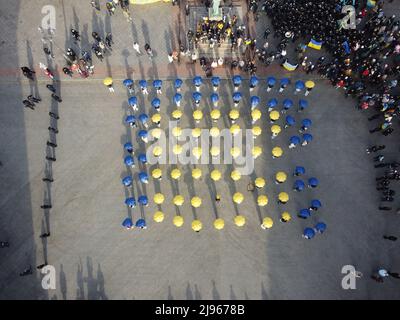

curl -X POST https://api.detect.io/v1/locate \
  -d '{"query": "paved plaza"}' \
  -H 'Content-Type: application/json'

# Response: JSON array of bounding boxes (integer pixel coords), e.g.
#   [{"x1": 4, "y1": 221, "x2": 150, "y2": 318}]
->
[{"x1": 0, "y1": 0, "x2": 399, "y2": 300}]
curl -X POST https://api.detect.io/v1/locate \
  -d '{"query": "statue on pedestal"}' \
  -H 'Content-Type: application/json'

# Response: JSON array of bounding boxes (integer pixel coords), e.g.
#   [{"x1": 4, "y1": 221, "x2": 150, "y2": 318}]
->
[{"x1": 209, "y1": 0, "x2": 222, "y2": 21}]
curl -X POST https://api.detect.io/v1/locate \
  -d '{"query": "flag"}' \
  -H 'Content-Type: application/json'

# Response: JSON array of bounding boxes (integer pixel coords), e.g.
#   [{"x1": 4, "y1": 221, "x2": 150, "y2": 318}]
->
[
  {"x1": 367, "y1": 0, "x2": 376, "y2": 8},
  {"x1": 308, "y1": 39, "x2": 323, "y2": 50},
  {"x1": 282, "y1": 61, "x2": 298, "y2": 71}
]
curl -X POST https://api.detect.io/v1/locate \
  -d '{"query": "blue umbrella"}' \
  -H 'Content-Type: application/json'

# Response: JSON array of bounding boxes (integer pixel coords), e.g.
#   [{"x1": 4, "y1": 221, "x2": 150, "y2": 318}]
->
[
  {"x1": 174, "y1": 78, "x2": 183, "y2": 89},
  {"x1": 211, "y1": 76, "x2": 220, "y2": 87},
  {"x1": 283, "y1": 99, "x2": 294, "y2": 110},
  {"x1": 139, "y1": 80, "x2": 147, "y2": 88},
  {"x1": 250, "y1": 76, "x2": 259, "y2": 88},
  {"x1": 210, "y1": 93, "x2": 219, "y2": 103},
  {"x1": 311, "y1": 199, "x2": 322, "y2": 209},
  {"x1": 122, "y1": 217, "x2": 133, "y2": 229},
  {"x1": 174, "y1": 93, "x2": 182, "y2": 104},
  {"x1": 303, "y1": 227, "x2": 316, "y2": 239},
  {"x1": 193, "y1": 76, "x2": 203, "y2": 87},
  {"x1": 138, "y1": 153, "x2": 147, "y2": 164},
  {"x1": 295, "y1": 80, "x2": 305, "y2": 91},
  {"x1": 125, "y1": 197, "x2": 136, "y2": 208},
  {"x1": 123, "y1": 79, "x2": 133, "y2": 87},
  {"x1": 299, "y1": 99, "x2": 308, "y2": 110},
  {"x1": 308, "y1": 177, "x2": 319, "y2": 188},
  {"x1": 135, "y1": 218, "x2": 147, "y2": 228},
  {"x1": 267, "y1": 98, "x2": 278, "y2": 109},
  {"x1": 138, "y1": 196, "x2": 148, "y2": 206},
  {"x1": 233, "y1": 75, "x2": 242, "y2": 86},
  {"x1": 153, "y1": 79, "x2": 162, "y2": 88},
  {"x1": 124, "y1": 142, "x2": 133, "y2": 153},
  {"x1": 122, "y1": 176, "x2": 133, "y2": 187},
  {"x1": 267, "y1": 76, "x2": 276, "y2": 87},
  {"x1": 138, "y1": 130, "x2": 148, "y2": 139},
  {"x1": 124, "y1": 155, "x2": 135, "y2": 167},
  {"x1": 315, "y1": 222, "x2": 327, "y2": 234},
  {"x1": 280, "y1": 78, "x2": 290, "y2": 87},
  {"x1": 125, "y1": 115, "x2": 136, "y2": 125},
  {"x1": 303, "y1": 133, "x2": 313, "y2": 143},
  {"x1": 193, "y1": 92, "x2": 202, "y2": 102},
  {"x1": 285, "y1": 115, "x2": 295, "y2": 126},
  {"x1": 139, "y1": 113, "x2": 149, "y2": 124},
  {"x1": 128, "y1": 96, "x2": 137, "y2": 106},
  {"x1": 251, "y1": 96, "x2": 260, "y2": 108},
  {"x1": 139, "y1": 172, "x2": 149, "y2": 184},
  {"x1": 294, "y1": 166, "x2": 306, "y2": 176},
  {"x1": 232, "y1": 92, "x2": 242, "y2": 103},
  {"x1": 151, "y1": 98, "x2": 161, "y2": 109},
  {"x1": 289, "y1": 135, "x2": 301, "y2": 146},
  {"x1": 293, "y1": 179, "x2": 305, "y2": 191},
  {"x1": 299, "y1": 209, "x2": 311, "y2": 219},
  {"x1": 302, "y1": 118, "x2": 312, "y2": 128}
]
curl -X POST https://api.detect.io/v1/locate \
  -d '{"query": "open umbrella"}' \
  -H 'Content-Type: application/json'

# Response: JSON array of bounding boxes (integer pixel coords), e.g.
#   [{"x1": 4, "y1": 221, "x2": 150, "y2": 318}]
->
[
  {"x1": 308, "y1": 177, "x2": 319, "y2": 188},
  {"x1": 174, "y1": 78, "x2": 183, "y2": 90},
  {"x1": 152, "y1": 146, "x2": 163, "y2": 157},
  {"x1": 125, "y1": 197, "x2": 136, "y2": 208},
  {"x1": 229, "y1": 109, "x2": 240, "y2": 121},
  {"x1": 193, "y1": 76, "x2": 203, "y2": 87},
  {"x1": 299, "y1": 99, "x2": 308, "y2": 110},
  {"x1": 193, "y1": 92, "x2": 202, "y2": 103},
  {"x1": 153, "y1": 211, "x2": 165, "y2": 223},
  {"x1": 153, "y1": 79, "x2": 162, "y2": 88},
  {"x1": 192, "y1": 128, "x2": 202, "y2": 138},
  {"x1": 191, "y1": 220, "x2": 203, "y2": 232},
  {"x1": 138, "y1": 129, "x2": 148, "y2": 140},
  {"x1": 151, "y1": 128, "x2": 162, "y2": 140},
  {"x1": 151, "y1": 98, "x2": 161, "y2": 109},
  {"x1": 251, "y1": 96, "x2": 260, "y2": 108},
  {"x1": 285, "y1": 115, "x2": 295, "y2": 127},
  {"x1": 173, "y1": 215, "x2": 184, "y2": 227},
  {"x1": 128, "y1": 96, "x2": 137, "y2": 106},
  {"x1": 122, "y1": 176, "x2": 133, "y2": 187},
  {"x1": 210, "y1": 109, "x2": 221, "y2": 121},
  {"x1": 257, "y1": 195, "x2": 269, "y2": 207},
  {"x1": 315, "y1": 222, "x2": 327, "y2": 234},
  {"x1": 230, "y1": 124, "x2": 241, "y2": 136},
  {"x1": 139, "y1": 113, "x2": 149, "y2": 125},
  {"x1": 267, "y1": 98, "x2": 278, "y2": 110},
  {"x1": 172, "y1": 109, "x2": 183, "y2": 120},
  {"x1": 255, "y1": 177, "x2": 266, "y2": 188},
  {"x1": 174, "y1": 93, "x2": 182, "y2": 105},
  {"x1": 289, "y1": 136, "x2": 301, "y2": 148},
  {"x1": 172, "y1": 126, "x2": 182, "y2": 137},
  {"x1": 267, "y1": 76, "x2": 276, "y2": 88},
  {"x1": 303, "y1": 227, "x2": 316, "y2": 239},
  {"x1": 171, "y1": 168, "x2": 181, "y2": 180},
  {"x1": 270, "y1": 110, "x2": 280, "y2": 121},
  {"x1": 294, "y1": 166, "x2": 306, "y2": 176},
  {"x1": 281, "y1": 212, "x2": 291, "y2": 222},
  {"x1": 191, "y1": 196, "x2": 202, "y2": 208},
  {"x1": 124, "y1": 142, "x2": 133, "y2": 153},
  {"x1": 278, "y1": 192, "x2": 289, "y2": 203},
  {"x1": 310, "y1": 199, "x2": 322, "y2": 210},
  {"x1": 293, "y1": 180, "x2": 305, "y2": 191},
  {"x1": 251, "y1": 109, "x2": 262, "y2": 122},
  {"x1": 272, "y1": 147, "x2": 283, "y2": 158},
  {"x1": 103, "y1": 77, "x2": 113, "y2": 86},
  {"x1": 295, "y1": 80, "x2": 305, "y2": 91},
  {"x1": 138, "y1": 153, "x2": 147, "y2": 164},
  {"x1": 250, "y1": 76, "x2": 259, "y2": 88},
  {"x1": 298, "y1": 209, "x2": 311, "y2": 219},
  {"x1": 152, "y1": 168, "x2": 162, "y2": 179},
  {"x1": 261, "y1": 217, "x2": 273, "y2": 229},
  {"x1": 210, "y1": 146, "x2": 220, "y2": 157},
  {"x1": 210, "y1": 127, "x2": 220, "y2": 137},
  {"x1": 233, "y1": 75, "x2": 242, "y2": 87},
  {"x1": 232, "y1": 92, "x2": 242, "y2": 103},
  {"x1": 234, "y1": 215, "x2": 246, "y2": 227},
  {"x1": 138, "y1": 172, "x2": 149, "y2": 184},
  {"x1": 233, "y1": 192, "x2": 244, "y2": 204},
  {"x1": 252, "y1": 126, "x2": 262, "y2": 137},
  {"x1": 153, "y1": 193, "x2": 165, "y2": 205},
  {"x1": 173, "y1": 195, "x2": 184, "y2": 206},
  {"x1": 271, "y1": 125, "x2": 281, "y2": 135},
  {"x1": 123, "y1": 79, "x2": 133, "y2": 87},
  {"x1": 214, "y1": 218, "x2": 225, "y2": 230},
  {"x1": 230, "y1": 147, "x2": 241, "y2": 159},
  {"x1": 283, "y1": 99, "x2": 293, "y2": 110},
  {"x1": 305, "y1": 80, "x2": 315, "y2": 89},
  {"x1": 172, "y1": 144, "x2": 183, "y2": 155},
  {"x1": 276, "y1": 171, "x2": 287, "y2": 183},
  {"x1": 138, "y1": 195, "x2": 148, "y2": 206},
  {"x1": 151, "y1": 113, "x2": 161, "y2": 124},
  {"x1": 124, "y1": 155, "x2": 135, "y2": 167},
  {"x1": 252, "y1": 146, "x2": 263, "y2": 159},
  {"x1": 122, "y1": 217, "x2": 133, "y2": 229},
  {"x1": 192, "y1": 168, "x2": 202, "y2": 180},
  {"x1": 192, "y1": 147, "x2": 202, "y2": 159},
  {"x1": 210, "y1": 93, "x2": 219, "y2": 104},
  {"x1": 193, "y1": 110, "x2": 203, "y2": 122},
  {"x1": 231, "y1": 169, "x2": 242, "y2": 181},
  {"x1": 211, "y1": 169, "x2": 222, "y2": 181}
]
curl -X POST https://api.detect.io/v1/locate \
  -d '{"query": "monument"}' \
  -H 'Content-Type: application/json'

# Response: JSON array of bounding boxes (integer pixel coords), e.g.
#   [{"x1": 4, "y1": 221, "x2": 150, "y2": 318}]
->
[{"x1": 209, "y1": 0, "x2": 223, "y2": 21}]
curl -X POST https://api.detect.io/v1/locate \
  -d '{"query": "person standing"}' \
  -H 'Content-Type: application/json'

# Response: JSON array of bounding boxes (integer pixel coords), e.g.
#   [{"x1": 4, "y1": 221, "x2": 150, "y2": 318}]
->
[{"x1": 133, "y1": 42, "x2": 141, "y2": 55}]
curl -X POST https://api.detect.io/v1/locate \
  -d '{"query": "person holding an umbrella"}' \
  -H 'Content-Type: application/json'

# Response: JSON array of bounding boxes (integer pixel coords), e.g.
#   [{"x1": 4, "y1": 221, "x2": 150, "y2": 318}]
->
[
  {"x1": 261, "y1": 217, "x2": 273, "y2": 230},
  {"x1": 271, "y1": 124, "x2": 282, "y2": 139},
  {"x1": 305, "y1": 80, "x2": 315, "y2": 96},
  {"x1": 124, "y1": 142, "x2": 134, "y2": 154},
  {"x1": 278, "y1": 192, "x2": 289, "y2": 204},
  {"x1": 285, "y1": 115, "x2": 295, "y2": 128},
  {"x1": 303, "y1": 227, "x2": 316, "y2": 239},
  {"x1": 298, "y1": 99, "x2": 308, "y2": 112},
  {"x1": 267, "y1": 76, "x2": 276, "y2": 92},
  {"x1": 151, "y1": 98, "x2": 161, "y2": 112},
  {"x1": 135, "y1": 218, "x2": 147, "y2": 229},
  {"x1": 211, "y1": 76, "x2": 220, "y2": 91},
  {"x1": 153, "y1": 79, "x2": 163, "y2": 95},
  {"x1": 279, "y1": 78, "x2": 290, "y2": 93},
  {"x1": 138, "y1": 130, "x2": 148, "y2": 143},
  {"x1": 294, "y1": 80, "x2": 305, "y2": 95},
  {"x1": 308, "y1": 177, "x2": 319, "y2": 188},
  {"x1": 233, "y1": 75, "x2": 242, "y2": 91},
  {"x1": 269, "y1": 110, "x2": 280, "y2": 124},
  {"x1": 103, "y1": 77, "x2": 114, "y2": 93},
  {"x1": 139, "y1": 172, "x2": 149, "y2": 184},
  {"x1": 122, "y1": 217, "x2": 134, "y2": 230},
  {"x1": 174, "y1": 93, "x2": 182, "y2": 108},
  {"x1": 139, "y1": 113, "x2": 149, "y2": 128},
  {"x1": 250, "y1": 75, "x2": 259, "y2": 92},
  {"x1": 193, "y1": 76, "x2": 203, "y2": 92},
  {"x1": 138, "y1": 153, "x2": 148, "y2": 165},
  {"x1": 280, "y1": 212, "x2": 291, "y2": 223},
  {"x1": 267, "y1": 98, "x2": 278, "y2": 112},
  {"x1": 314, "y1": 222, "x2": 327, "y2": 234},
  {"x1": 193, "y1": 92, "x2": 202, "y2": 107},
  {"x1": 251, "y1": 96, "x2": 260, "y2": 110},
  {"x1": 138, "y1": 195, "x2": 149, "y2": 207},
  {"x1": 125, "y1": 197, "x2": 136, "y2": 208},
  {"x1": 125, "y1": 115, "x2": 137, "y2": 128},
  {"x1": 298, "y1": 209, "x2": 311, "y2": 219},
  {"x1": 139, "y1": 79, "x2": 149, "y2": 95},
  {"x1": 310, "y1": 199, "x2": 322, "y2": 211},
  {"x1": 174, "y1": 78, "x2": 183, "y2": 92},
  {"x1": 275, "y1": 171, "x2": 287, "y2": 184},
  {"x1": 210, "y1": 93, "x2": 219, "y2": 108},
  {"x1": 128, "y1": 96, "x2": 138, "y2": 112},
  {"x1": 123, "y1": 79, "x2": 134, "y2": 95},
  {"x1": 282, "y1": 99, "x2": 293, "y2": 114},
  {"x1": 293, "y1": 179, "x2": 305, "y2": 192},
  {"x1": 151, "y1": 113, "x2": 161, "y2": 127},
  {"x1": 299, "y1": 118, "x2": 312, "y2": 133},
  {"x1": 124, "y1": 155, "x2": 135, "y2": 168},
  {"x1": 294, "y1": 166, "x2": 305, "y2": 176},
  {"x1": 302, "y1": 133, "x2": 313, "y2": 146},
  {"x1": 122, "y1": 176, "x2": 133, "y2": 187},
  {"x1": 232, "y1": 92, "x2": 242, "y2": 107},
  {"x1": 289, "y1": 135, "x2": 301, "y2": 149}
]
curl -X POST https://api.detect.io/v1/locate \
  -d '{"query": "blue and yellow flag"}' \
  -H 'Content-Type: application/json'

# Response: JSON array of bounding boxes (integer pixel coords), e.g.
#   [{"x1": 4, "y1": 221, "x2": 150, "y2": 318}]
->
[
  {"x1": 283, "y1": 61, "x2": 298, "y2": 71},
  {"x1": 308, "y1": 39, "x2": 323, "y2": 50}
]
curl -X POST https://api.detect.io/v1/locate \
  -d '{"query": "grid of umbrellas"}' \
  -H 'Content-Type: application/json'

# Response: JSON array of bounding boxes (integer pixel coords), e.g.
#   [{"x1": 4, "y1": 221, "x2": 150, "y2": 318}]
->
[{"x1": 117, "y1": 75, "x2": 326, "y2": 238}]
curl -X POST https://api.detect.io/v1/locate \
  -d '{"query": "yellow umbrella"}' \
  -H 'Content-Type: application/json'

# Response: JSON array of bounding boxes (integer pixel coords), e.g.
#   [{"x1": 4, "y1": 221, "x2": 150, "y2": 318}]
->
[
  {"x1": 251, "y1": 109, "x2": 262, "y2": 121},
  {"x1": 305, "y1": 80, "x2": 315, "y2": 89},
  {"x1": 234, "y1": 215, "x2": 246, "y2": 227},
  {"x1": 230, "y1": 124, "x2": 241, "y2": 136},
  {"x1": 233, "y1": 192, "x2": 244, "y2": 204},
  {"x1": 191, "y1": 220, "x2": 203, "y2": 232},
  {"x1": 210, "y1": 109, "x2": 221, "y2": 121},
  {"x1": 270, "y1": 110, "x2": 280, "y2": 121},
  {"x1": 257, "y1": 195, "x2": 269, "y2": 207},
  {"x1": 192, "y1": 168, "x2": 202, "y2": 180},
  {"x1": 173, "y1": 195, "x2": 184, "y2": 206},
  {"x1": 172, "y1": 126, "x2": 182, "y2": 137},
  {"x1": 214, "y1": 218, "x2": 225, "y2": 230},
  {"x1": 172, "y1": 144, "x2": 183, "y2": 155},
  {"x1": 252, "y1": 146, "x2": 263, "y2": 159},
  {"x1": 229, "y1": 109, "x2": 240, "y2": 121},
  {"x1": 278, "y1": 192, "x2": 289, "y2": 203},
  {"x1": 151, "y1": 113, "x2": 161, "y2": 124},
  {"x1": 211, "y1": 169, "x2": 222, "y2": 181},
  {"x1": 231, "y1": 170, "x2": 242, "y2": 181},
  {"x1": 193, "y1": 110, "x2": 203, "y2": 121},
  {"x1": 173, "y1": 215, "x2": 184, "y2": 227},
  {"x1": 151, "y1": 128, "x2": 162, "y2": 139},
  {"x1": 230, "y1": 147, "x2": 241, "y2": 158},
  {"x1": 255, "y1": 177, "x2": 266, "y2": 188},
  {"x1": 103, "y1": 77, "x2": 113, "y2": 86},
  {"x1": 272, "y1": 147, "x2": 283, "y2": 158},
  {"x1": 172, "y1": 109, "x2": 183, "y2": 120},
  {"x1": 210, "y1": 127, "x2": 220, "y2": 138},
  {"x1": 153, "y1": 211, "x2": 165, "y2": 223},
  {"x1": 152, "y1": 146, "x2": 163, "y2": 157},
  {"x1": 153, "y1": 193, "x2": 165, "y2": 205},
  {"x1": 252, "y1": 126, "x2": 262, "y2": 137},
  {"x1": 210, "y1": 146, "x2": 220, "y2": 157},
  {"x1": 171, "y1": 168, "x2": 181, "y2": 180},
  {"x1": 271, "y1": 125, "x2": 282, "y2": 135},
  {"x1": 192, "y1": 146, "x2": 202, "y2": 159},
  {"x1": 281, "y1": 212, "x2": 292, "y2": 222},
  {"x1": 192, "y1": 128, "x2": 202, "y2": 138},
  {"x1": 261, "y1": 217, "x2": 274, "y2": 229},
  {"x1": 152, "y1": 168, "x2": 162, "y2": 179},
  {"x1": 275, "y1": 171, "x2": 287, "y2": 183},
  {"x1": 191, "y1": 196, "x2": 202, "y2": 208}
]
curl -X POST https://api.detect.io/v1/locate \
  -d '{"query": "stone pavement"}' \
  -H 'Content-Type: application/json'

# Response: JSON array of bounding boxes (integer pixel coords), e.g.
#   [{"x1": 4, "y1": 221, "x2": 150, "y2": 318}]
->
[{"x1": 0, "y1": 0, "x2": 400, "y2": 300}]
